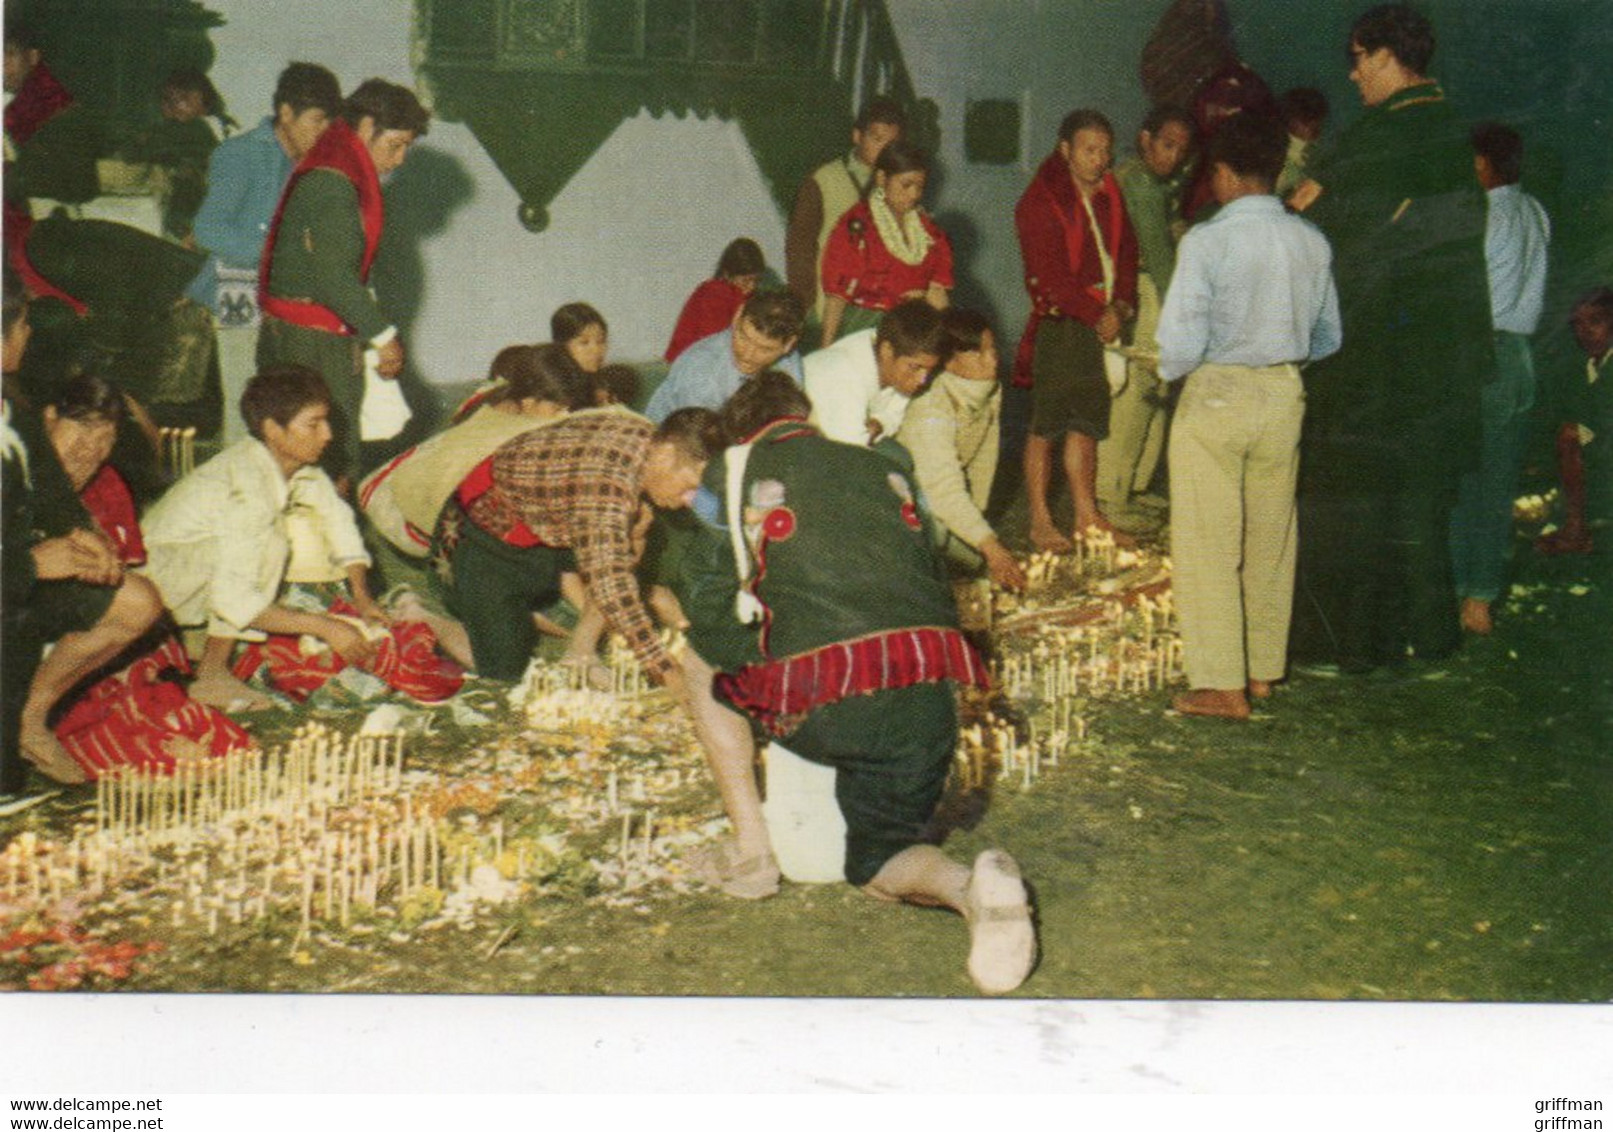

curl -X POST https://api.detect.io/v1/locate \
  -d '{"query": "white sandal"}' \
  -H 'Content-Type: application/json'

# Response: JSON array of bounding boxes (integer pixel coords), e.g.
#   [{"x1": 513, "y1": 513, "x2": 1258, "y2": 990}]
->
[{"x1": 964, "y1": 849, "x2": 1037, "y2": 994}]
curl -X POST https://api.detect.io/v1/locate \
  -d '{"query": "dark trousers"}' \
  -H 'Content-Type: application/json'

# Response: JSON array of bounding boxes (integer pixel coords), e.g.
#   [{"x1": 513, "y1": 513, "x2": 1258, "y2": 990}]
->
[
  {"x1": 1293, "y1": 483, "x2": 1460, "y2": 671},
  {"x1": 781, "y1": 682, "x2": 957, "y2": 887},
  {"x1": 439, "y1": 512, "x2": 575, "y2": 682},
  {"x1": 258, "y1": 316, "x2": 364, "y2": 482}
]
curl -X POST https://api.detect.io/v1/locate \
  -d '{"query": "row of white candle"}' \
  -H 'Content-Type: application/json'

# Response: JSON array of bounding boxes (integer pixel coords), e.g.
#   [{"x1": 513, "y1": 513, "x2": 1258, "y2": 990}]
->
[
  {"x1": 993, "y1": 635, "x2": 1181, "y2": 701},
  {"x1": 955, "y1": 709, "x2": 1090, "y2": 794},
  {"x1": 93, "y1": 725, "x2": 407, "y2": 845}
]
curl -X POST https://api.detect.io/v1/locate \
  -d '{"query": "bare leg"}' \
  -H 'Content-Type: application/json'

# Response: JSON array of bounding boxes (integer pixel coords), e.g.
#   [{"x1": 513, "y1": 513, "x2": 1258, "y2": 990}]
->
[
  {"x1": 1023, "y1": 433, "x2": 1072, "y2": 552},
  {"x1": 864, "y1": 844, "x2": 1037, "y2": 995},
  {"x1": 1064, "y1": 430, "x2": 1132, "y2": 545},
  {"x1": 190, "y1": 632, "x2": 275, "y2": 712},
  {"x1": 19, "y1": 575, "x2": 165, "y2": 783},
  {"x1": 1460, "y1": 597, "x2": 1494, "y2": 635},
  {"x1": 647, "y1": 584, "x2": 687, "y2": 630},
  {"x1": 1538, "y1": 424, "x2": 1593, "y2": 554},
  {"x1": 681, "y1": 649, "x2": 772, "y2": 862},
  {"x1": 677, "y1": 649, "x2": 779, "y2": 896}
]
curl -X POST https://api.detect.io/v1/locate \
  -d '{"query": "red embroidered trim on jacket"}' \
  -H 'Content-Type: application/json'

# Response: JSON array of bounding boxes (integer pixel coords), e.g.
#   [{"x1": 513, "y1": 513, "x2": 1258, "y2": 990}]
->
[{"x1": 714, "y1": 626, "x2": 989, "y2": 737}]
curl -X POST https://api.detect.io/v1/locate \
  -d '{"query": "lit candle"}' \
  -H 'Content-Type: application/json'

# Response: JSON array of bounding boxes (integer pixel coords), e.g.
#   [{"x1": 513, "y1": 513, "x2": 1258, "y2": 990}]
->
[{"x1": 428, "y1": 824, "x2": 439, "y2": 889}]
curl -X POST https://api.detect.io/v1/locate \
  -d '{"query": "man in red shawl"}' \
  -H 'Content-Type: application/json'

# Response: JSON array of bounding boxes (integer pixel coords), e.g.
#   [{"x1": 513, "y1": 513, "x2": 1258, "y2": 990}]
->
[
  {"x1": 1014, "y1": 109, "x2": 1139, "y2": 552},
  {"x1": 257, "y1": 78, "x2": 429, "y2": 484}
]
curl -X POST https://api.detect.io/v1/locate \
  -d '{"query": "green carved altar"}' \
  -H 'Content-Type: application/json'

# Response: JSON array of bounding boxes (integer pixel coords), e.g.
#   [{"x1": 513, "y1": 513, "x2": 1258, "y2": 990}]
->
[{"x1": 413, "y1": 0, "x2": 934, "y2": 230}]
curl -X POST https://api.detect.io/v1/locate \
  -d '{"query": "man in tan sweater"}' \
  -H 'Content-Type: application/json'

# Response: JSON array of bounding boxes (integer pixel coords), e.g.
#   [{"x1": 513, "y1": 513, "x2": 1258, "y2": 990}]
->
[{"x1": 895, "y1": 309, "x2": 1026, "y2": 591}]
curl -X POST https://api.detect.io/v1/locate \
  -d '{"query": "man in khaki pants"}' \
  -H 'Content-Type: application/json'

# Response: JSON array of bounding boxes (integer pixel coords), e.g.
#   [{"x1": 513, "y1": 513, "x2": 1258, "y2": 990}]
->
[
  {"x1": 1101, "y1": 105, "x2": 1195, "y2": 530},
  {"x1": 1155, "y1": 114, "x2": 1341, "y2": 720}
]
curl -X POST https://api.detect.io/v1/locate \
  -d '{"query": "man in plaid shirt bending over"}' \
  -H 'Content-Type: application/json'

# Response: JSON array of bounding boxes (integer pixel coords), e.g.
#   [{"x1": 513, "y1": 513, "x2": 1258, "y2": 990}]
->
[{"x1": 433, "y1": 406, "x2": 720, "y2": 686}]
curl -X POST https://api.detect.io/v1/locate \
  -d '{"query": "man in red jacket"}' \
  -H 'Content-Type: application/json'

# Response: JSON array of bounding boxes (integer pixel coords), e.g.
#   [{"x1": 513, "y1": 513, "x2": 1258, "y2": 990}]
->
[{"x1": 1014, "y1": 109, "x2": 1139, "y2": 552}]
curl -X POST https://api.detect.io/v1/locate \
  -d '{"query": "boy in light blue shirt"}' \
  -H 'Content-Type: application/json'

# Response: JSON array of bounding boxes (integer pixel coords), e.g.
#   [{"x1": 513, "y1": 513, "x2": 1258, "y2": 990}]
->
[{"x1": 1156, "y1": 112, "x2": 1341, "y2": 720}]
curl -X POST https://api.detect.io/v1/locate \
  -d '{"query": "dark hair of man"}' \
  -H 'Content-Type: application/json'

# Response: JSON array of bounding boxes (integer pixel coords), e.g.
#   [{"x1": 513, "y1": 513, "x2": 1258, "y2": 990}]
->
[
  {"x1": 1206, "y1": 112, "x2": 1288, "y2": 188},
  {"x1": 5, "y1": 24, "x2": 43, "y2": 53},
  {"x1": 1140, "y1": 104, "x2": 1194, "y2": 139},
  {"x1": 2, "y1": 264, "x2": 26, "y2": 337},
  {"x1": 941, "y1": 308, "x2": 992, "y2": 357},
  {"x1": 550, "y1": 302, "x2": 606, "y2": 344},
  {"x1": 46, "y1": 372, "x2": 126, "y2": 424},
  {"x1": 1280, "y1": 87, "x2": 1329, "y2": 130},
  {"x1": 715, "y1": 237, "x2": 765, "y2": 281},
  {"x1": 874, "y1": 139, "x2": 931, "y2": 179},
  {"x1": 1471, "y1": 121, "x2": 1523, "y2": 185},
  {"x1": 164, "y1": 69, "x2": 224, "y2": 116},
  {"x1": 273, "y1": 62, "x2": 342, "y2": 118},
  {"x1": 719, "y1": 369, "x2": 812, "y2": 445},
  {"x1": 593, "y1": 363, "x2": 641, "y2": 408},
  {"x1": 854, "y1": 96, "x2": 906, "y2": 133},
  {"x1": 1351, "y1": 4, "x2": 1435, "y2": 76},
  {"x1": 653, "y1": 406, "x2": 723, "y2": 464},
  {"x1": 341, "y1": 78, "x2": 430, "y2": 136},
  {"x1": 876, "y1": 298, "x2": 948, "y2": 362},
  {"x1": 241, "y1": 363, "x2": 331, "y2": 440},
  {"x1": 1575, "y1": 287, "x2": 1613, "y2": 325},
  {"x1": 1059, "y1": 109, "x2": 1114, "y2": 145},
  {"x1": 484, "y1": 343, "x2": 593, "y2": 411},
  {"x1": 739, "y1": 288, "x2": 805, "y2": 344}
]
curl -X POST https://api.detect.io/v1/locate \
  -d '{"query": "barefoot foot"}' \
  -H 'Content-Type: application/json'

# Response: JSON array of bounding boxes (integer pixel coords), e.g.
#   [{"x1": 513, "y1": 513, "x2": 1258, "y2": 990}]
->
[
  {"x1": 1247, "y1": 679, "x2": 1274, "y2": 700},
  {"x1": 1172, "y1": 688, "x2": 1252, "y2": 720},
  {"x1": 190, "y1": 671, "x2": 275, "y2": 713},
  {"x1": 1029, "y1": 520, "x2": 1073, "y2": 553},
  {"x1": 19, "y1": 726, "x2": 87, "y2": 785},
  {"x1": 1459, "y1": 598, "x2": 1494, "y2": 635}
]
